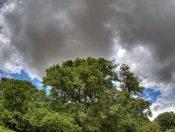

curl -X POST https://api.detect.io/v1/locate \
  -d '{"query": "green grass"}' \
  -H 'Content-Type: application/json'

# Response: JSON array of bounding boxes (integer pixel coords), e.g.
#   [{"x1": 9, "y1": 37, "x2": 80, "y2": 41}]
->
[
  {"x1": 0, "y1": 126, "x2": 16, "y2": 132},
  {"x1": 167, "y1": 128, "x2": 175, "y2": 132}
]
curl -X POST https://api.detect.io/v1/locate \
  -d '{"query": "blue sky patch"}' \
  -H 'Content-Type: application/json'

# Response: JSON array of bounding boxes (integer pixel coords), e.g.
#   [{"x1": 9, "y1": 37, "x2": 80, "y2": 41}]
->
[
  {"x1": 0, "y1": 70, "x2": 43, "y2": 90},
  {"x1": 143, "y1": 88, "x2": 161, "y2": 103},
  {"x1": 11, "y1": 70, "x2": 43, "y2": 90}
]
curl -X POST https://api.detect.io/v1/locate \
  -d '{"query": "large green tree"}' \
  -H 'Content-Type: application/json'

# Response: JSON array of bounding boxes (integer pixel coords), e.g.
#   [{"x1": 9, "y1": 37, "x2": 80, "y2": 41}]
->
[
  {"x1": 43, "y1": 57, "x2": 151, "y2": 132},
  {"x1": 0, "y1": 57, "x2": 152, "y2": 132},
  {"x1": 43, "y1": 57, "x2": 119, "y2": 131}
]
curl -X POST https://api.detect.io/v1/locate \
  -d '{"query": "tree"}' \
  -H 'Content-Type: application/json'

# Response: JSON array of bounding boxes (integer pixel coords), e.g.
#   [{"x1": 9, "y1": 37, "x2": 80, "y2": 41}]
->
[
  {"x1": 0, "y1": 78, "x2": 39, "y2": 131},
  {"x1": 155, "y1": 111, "x2": 175, "y2": 132},
  {"x1": 43, "y1": 57, "x2": 118, "y2": 104},
  {"x1": 43, "y1": 57, "x2": 119, "y2": 131},
  {"x1": 1, "y1": 78, "x2": 39, "y2": 112},
  {"x1": 43, "y1": 57, "x2": 151, "y2": 131}
]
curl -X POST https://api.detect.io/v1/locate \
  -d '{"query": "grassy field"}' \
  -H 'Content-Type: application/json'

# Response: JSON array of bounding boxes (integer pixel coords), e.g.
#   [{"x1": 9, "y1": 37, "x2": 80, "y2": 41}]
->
[
  {"x1": 167, "y1": 128, "x2": 175, "y2": 132},
  {"x1": 0, "y1": 126, "x2": 16, "y2": 132}
]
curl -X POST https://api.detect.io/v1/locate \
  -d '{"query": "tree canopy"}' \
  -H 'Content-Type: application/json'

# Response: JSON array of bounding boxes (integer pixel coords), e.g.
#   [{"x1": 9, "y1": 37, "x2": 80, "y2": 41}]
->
[
  {"x1": 0, "y1": 57, "x2": 154, "y2": 132},
  {"x1": 42, "y1": 57, "x2": 151, "y2": 131}
]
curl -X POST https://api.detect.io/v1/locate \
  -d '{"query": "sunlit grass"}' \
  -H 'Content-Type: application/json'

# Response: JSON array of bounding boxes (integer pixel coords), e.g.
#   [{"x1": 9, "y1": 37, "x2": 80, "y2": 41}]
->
[{"x1": 167, "y1": 128, "x2": 175, "y2": 132}]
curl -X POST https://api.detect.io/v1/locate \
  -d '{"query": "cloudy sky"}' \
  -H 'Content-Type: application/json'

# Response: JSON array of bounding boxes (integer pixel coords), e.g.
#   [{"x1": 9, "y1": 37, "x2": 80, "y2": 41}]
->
[{"x1": 0, "y1": 0, "x2": 175, "y2": 120}]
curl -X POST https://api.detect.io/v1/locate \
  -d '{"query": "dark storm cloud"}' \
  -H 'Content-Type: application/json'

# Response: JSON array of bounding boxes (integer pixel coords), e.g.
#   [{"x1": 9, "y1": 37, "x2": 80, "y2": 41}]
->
[
  {"x1": 110, "y1": 0, "x2": 175, "y2": 83},
  {"x1": 1, "y1": 0, "x2": 116, "y2": 78},
  {"x1": 1, "y1": 0, "x2": 175, "y2": 82}
]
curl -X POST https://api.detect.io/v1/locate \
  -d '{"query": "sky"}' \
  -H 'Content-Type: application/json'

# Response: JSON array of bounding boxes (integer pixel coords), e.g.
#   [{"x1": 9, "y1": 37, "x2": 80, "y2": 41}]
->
[{"x1": 0, "y1": 0, "x2": 175, "y2": 120}]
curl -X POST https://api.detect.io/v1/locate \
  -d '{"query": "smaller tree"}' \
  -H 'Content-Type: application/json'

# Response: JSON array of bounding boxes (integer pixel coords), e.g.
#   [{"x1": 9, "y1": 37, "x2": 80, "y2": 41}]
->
[
  {"x1": 0, "y1": 78, "x2": 39, "y2": 131},
  {"x1": 1, "y1": 78, "x2": 39, "y2": 113},
  {"x1": 155, "y1": 111, "x2": 175, "y2": 132}
]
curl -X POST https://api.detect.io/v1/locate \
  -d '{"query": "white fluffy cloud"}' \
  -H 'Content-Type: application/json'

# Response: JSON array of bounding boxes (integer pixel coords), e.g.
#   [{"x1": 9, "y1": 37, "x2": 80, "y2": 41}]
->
[{"x1": 150, "y1": 97, "x2": 175, "y2": 120}]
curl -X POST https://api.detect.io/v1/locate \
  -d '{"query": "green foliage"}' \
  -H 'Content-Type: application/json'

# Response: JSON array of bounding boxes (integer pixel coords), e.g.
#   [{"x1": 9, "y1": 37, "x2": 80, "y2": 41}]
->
[
  {"x1": 120, "y1": 64, "x2": 143, "y2": 95},
  {"x1": 0, "y1": 78, "x2": 41, "y2": 131},
  {"x1": 0, "y1": 126, "x2": 16, "y2": 132},
  {"x1": 138, "y1": 121, "x2": 160, "y2": 132},
  {"x1": 43, "y1": 57, "x2": 118, "y2": 104},
  {"x1": 0, "y1": 57, "x2": 152, "y2": 132},
  {"x1": 42, "y1": 57, "x2": 151, "y2": 132},
  {"x1": 25, "y1": 108, "x2": 81, "y2": 131},
  {"x1": 1, "y1": 78, "x2": 39, "y2": 113},
  {"x1": 155, "y1": 111, "x2": 175, "y2": 132},
  {"x1": 119, "y1": 64, "x2": 152, "y2": 119}
]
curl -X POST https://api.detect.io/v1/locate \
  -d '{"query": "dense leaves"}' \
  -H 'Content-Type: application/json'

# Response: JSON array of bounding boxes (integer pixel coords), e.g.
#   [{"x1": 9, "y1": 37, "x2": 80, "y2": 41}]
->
[
  {"x1": 155, "y1": 111, "x2": 175, "y2": 132},
  {"x1": 138, "y1": 121, "x2": 160, "y2": 132},
  {"x1": 0, "y1": 78, "x2": 40, "y2": 131},
  {"x1": 0, "y1": 57, "x2": 153, "y2": 132},
  {"x1": 42, "y1": 57, "x2": 151, "y2": 131}
]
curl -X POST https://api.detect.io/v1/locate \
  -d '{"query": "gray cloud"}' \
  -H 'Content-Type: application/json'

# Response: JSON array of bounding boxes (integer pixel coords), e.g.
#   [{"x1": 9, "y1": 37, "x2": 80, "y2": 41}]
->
[
  {"x1": 0, "y1": 0, "x2": 175, "y2": 97},
  {"x1": 1, "y1": 0, "x2": 118, "y2": 78},
  {"x1": 150, "y1": 97, "x2": 175, "y2": 120},
  {"x1": 108, "y1": 0, "x2": 175, "y2": 84}
]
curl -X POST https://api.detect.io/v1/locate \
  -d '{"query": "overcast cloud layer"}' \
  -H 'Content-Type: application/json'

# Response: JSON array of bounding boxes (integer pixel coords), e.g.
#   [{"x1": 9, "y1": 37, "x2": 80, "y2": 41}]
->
[{"x1": 0, "y1": 0, "x2": 175, "y2": 119}]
